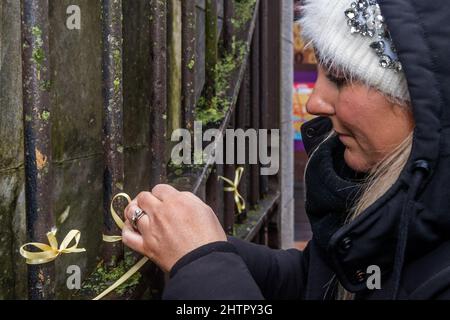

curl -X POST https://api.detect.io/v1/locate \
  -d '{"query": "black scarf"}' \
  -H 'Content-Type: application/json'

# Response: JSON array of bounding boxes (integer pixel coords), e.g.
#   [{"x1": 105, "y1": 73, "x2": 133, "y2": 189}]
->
[{"x1": 304, "y1": 136, "x2": 366, "y2": 254}]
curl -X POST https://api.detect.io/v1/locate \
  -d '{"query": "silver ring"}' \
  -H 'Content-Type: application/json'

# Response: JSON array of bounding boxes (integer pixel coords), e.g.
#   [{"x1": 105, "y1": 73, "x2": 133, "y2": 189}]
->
[{"x1": 131, "y1": 208, "x2": 146, "y2": 230}]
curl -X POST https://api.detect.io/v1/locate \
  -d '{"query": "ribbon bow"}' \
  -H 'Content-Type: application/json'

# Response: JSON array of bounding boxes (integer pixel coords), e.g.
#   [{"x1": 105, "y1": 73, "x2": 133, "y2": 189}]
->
[
  {"x1": 94, "y1": 193, "x2": 148, "y2": 300},
  {"x1": 20, "y1": 229, "x2": 86, "y2": 265},
  {"x1": 219, "y1": 167, "x2": 246, "y2": 214}
]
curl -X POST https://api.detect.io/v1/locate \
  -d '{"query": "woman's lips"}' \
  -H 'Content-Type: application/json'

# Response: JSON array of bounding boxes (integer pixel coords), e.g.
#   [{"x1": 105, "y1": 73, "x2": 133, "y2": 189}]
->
[{"x1": 337, "y1": 133, "x2": 353, "y2": 144}]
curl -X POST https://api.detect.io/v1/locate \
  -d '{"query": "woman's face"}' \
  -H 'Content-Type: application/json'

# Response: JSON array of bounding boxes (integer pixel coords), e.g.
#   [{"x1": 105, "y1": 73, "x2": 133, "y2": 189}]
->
[{"x1": 306, "y1": 65, "x2": 415, "y2": 173}]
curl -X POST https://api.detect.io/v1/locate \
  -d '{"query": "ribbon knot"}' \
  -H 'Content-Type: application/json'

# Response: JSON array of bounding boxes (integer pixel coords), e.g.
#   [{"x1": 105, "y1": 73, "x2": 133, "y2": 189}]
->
[
  {"x1": 20, "y1": 229, "x2": 86, "y2": 265},
  {"x1": 219, "y1": 166, "x2": 246, "y2": 214}
]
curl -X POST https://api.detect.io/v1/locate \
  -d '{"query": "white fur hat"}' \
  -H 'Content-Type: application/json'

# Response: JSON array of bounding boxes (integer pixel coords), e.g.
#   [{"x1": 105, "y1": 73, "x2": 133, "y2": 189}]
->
[{"x1": 300, "y1": 0, "x2": 410, "y2": 102}]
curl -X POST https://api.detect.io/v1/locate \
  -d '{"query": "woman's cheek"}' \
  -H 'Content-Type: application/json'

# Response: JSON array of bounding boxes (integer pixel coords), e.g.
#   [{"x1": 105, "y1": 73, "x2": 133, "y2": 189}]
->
[{"x1": 339, "y1": 129, "x2": 376, "y2": 172}]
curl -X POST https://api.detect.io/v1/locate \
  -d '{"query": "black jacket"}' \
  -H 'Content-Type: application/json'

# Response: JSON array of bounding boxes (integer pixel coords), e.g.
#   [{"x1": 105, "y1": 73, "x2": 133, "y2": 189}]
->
[{"x1": 163, "y1": 0, "x2": 450, "y2": 300}]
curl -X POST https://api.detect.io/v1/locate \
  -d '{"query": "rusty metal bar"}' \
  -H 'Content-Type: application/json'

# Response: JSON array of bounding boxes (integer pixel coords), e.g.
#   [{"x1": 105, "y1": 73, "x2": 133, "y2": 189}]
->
[
  {"x1": 250, "y1": 15, "x2": 261, "y2": 207},
  {"x1": 259, "y1": 0, "x2": 269, "y2": 196},
  {"x1": 149, "y1": 0, "x2": 168, "y2": 185},
  {"x1": 205, "y1": 0, "x2": 218, "y2": 100},
  {"x1": 21, "y1": 0, "x2": 54, "y2": 300},
  {"x1": 101, "y1": 0, "x2": 125, "y2": 266},
  {"x1": 182, "y1": 0, "x2": 196, "y2": 132}
]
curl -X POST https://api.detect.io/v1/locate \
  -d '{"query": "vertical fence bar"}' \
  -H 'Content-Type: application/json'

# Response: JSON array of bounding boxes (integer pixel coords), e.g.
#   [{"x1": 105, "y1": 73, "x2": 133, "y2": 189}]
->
[
  {"x1": 149, "y1": 0, "x2": 168, "y2": 185},
  {"x1": 205, "y1": 0, "x2": 218, "y2": 100},
  {"x1": 168, "y1": 0, "x2": 182, "y2": 144},
  {"x1": 268, "y1": 218, "x2": 280, "y2": 248},
  {"x1": 259, "y1": 0, "x2": 269, "y2": 196},
  {"x1": 262, "y1": 217, "x2": 269, "y2": 245},
  {"x1": 182, "y1": 0, "x2": 196, "y2": 132},
  {"x1": 266, "y1": 0, "x2": 281, "y2": 132},
  {"x1": 206, "y1": 164, "x2": 225, "y2": 225},
  {"x1": 236, "y1": 65, "x2": 250, "y2": 223},
  {"x1": 21, "y1": 0, "x2": 54, "y2": 299},
  {"x1": 223, "y1": 114, "x2": 236, "y2": 235},
  {"x1": 245, "y1": 61, "x2": 252, "y2": 215},
  {"x1": 250, "y1": 15, "x2": 261, "y2": 207},
  {"x1": 101, "y1": 0, "x2": 125, "y2": 266},
  {"x1": 279, "y1": 0, "x2": 294, "y2": 248},
  {"x1": 223, "y1": 0, "x2": 234, "y2": 53},
  {"x1": 221, "y1": 0, "x2": 234, "y2": 235}
]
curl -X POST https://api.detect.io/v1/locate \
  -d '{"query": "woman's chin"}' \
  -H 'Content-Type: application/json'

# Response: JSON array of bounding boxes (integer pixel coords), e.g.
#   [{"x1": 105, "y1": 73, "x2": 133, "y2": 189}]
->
[{"x1": 343, "y1": 148, "x2": 371, "y2": 173}]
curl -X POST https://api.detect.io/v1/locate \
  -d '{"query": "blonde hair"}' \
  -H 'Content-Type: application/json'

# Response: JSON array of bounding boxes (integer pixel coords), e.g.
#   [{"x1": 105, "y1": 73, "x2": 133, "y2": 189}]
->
[{"x1": 337, "y1": 132, "x2": 414, "y2": 300}]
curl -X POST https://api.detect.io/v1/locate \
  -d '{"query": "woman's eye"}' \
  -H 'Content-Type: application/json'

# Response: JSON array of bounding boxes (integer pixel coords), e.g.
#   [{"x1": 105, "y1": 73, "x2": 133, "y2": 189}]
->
[{"x1": 326, "y1": 73, "x2": 347, "y2": 88}]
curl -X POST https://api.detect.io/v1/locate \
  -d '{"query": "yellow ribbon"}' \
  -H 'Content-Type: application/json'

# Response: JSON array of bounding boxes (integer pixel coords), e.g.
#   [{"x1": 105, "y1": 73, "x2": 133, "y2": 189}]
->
[
  {"x1": 94, "y1": 192, "x2": 149, "y2": 300},
  {"x1": 218, "y1": 166, "x2": 246, "y2": 214},
  {"x1": 20, "y1": 229, "x2": 86, "y2": 265},
  {"x1": 101, "y1": 193, "x2": 130, "y2": 242}
]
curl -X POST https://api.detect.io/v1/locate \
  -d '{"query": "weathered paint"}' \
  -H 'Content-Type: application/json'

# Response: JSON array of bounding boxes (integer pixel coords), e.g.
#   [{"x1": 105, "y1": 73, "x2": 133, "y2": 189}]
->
[
  {"x1": 168, "y1": 0, "x2": 182, "y2": 152},
  {"x1": 101, "y1": 0, "x2": 125, "y2": 265},
  {"x1": 149, "y1": 0, "x2": 168, "y2": 185},
  {"x1": 21, "y1": 0, "x2": 55, "y2": 299},
  {"x1": 182, "y1": 0, "x2": 196, "y2": 132}
]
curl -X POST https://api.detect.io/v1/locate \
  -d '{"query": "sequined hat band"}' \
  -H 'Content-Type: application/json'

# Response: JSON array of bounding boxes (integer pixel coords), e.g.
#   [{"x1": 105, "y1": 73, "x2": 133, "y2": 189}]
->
[{"x1": 345, "y1": 0, "x2": 402, "y2": 72}]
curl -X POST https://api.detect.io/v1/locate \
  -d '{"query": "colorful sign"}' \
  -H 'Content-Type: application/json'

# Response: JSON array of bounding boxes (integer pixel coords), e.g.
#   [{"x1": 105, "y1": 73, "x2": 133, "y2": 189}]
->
[{"x1": 293, "y1": 82, "x2": 316, "y2": 151}]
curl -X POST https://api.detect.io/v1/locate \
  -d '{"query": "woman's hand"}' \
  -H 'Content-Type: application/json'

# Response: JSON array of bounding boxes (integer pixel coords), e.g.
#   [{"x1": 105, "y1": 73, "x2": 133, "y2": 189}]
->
[{"x1": 122, "y1": 184, "x2": 227, "y2": 273}]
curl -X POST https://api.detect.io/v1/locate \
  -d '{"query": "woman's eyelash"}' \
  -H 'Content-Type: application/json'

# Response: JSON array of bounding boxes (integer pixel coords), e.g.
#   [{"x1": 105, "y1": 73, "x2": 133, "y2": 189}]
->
[{"x1": 326, "y1": 73, "x2": 347, "y2": 87}]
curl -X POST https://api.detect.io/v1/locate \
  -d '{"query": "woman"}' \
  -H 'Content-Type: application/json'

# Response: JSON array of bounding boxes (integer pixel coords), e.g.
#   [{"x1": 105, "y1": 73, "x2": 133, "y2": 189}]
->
[{"x1": 121, "y1": 0, "x2": 450, "y2": 299}]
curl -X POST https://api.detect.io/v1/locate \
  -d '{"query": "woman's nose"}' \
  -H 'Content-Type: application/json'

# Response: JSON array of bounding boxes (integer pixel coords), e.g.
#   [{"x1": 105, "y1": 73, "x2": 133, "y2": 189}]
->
[{"x1": 306, "y1": 91, "x2": 335, "y2": 117}]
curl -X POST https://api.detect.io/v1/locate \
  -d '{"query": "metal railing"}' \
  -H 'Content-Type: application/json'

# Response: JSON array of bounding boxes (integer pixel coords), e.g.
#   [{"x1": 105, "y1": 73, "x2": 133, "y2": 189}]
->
[{"x1": 7, "y1": 0, "x2": 284, "y2": 299}]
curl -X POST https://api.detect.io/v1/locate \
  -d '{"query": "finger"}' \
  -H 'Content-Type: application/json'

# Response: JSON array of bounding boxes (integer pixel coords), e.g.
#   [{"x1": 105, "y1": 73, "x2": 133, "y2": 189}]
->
[
  {"x1": 125, "y1": 203, "x2": 152, "y2": 236},
  {"x1": 135, "y1": 191, "x2": 162, "y2": 216},
  {"x1": 151, "y1": 184, "x2": 179, "y2": 202},
  {"x1": 122, "y1": 222, "x2": 145, "y2": 255},
  {"x1": 181, "y1": 191, "x2": 204, "y2": 204},
  {"x1": 124, "y1": 198, "x2": 138, "y2": 219},
  {"x1": 125, "y1": 198, "x2": 144, "y2": 221}
]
